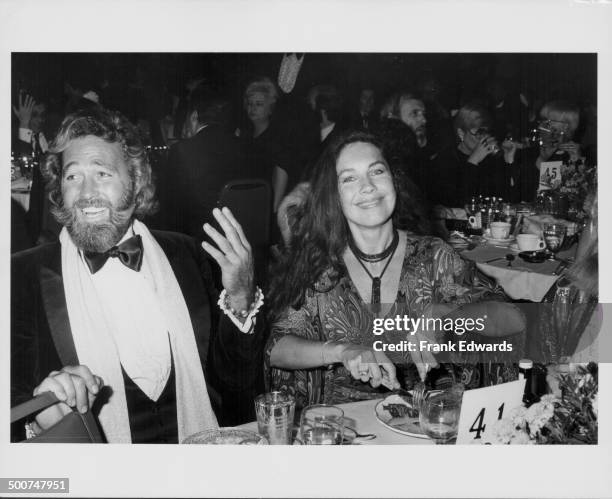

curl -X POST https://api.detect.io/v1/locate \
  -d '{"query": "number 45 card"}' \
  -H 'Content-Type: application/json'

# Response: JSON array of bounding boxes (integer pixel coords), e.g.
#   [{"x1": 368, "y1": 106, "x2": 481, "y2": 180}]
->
[
  {"x1": 538, "y1": 160, "x2": 563, "y2": 191},
  {"x1": 456, "y1": 380, "x2": 525, "y2": 444}
]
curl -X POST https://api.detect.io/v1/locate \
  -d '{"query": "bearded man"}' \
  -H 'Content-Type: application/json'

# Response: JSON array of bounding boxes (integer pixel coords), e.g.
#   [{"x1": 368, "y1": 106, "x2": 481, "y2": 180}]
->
[{"x1": 11, "y1": 108, "x2": 264, "y2": 443}]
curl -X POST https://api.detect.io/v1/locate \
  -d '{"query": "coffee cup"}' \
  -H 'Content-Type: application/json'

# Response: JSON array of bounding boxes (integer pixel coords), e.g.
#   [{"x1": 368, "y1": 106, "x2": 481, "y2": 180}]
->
[
  {"x1": 490, "y1": 222, "x2": 511, "y2": 240},
  {"x1": 517, "y1": 233, "x2": 545, "y2": 251},
  {"x1": 468, "y1": 214, "x2": 481, "y2": 229}
]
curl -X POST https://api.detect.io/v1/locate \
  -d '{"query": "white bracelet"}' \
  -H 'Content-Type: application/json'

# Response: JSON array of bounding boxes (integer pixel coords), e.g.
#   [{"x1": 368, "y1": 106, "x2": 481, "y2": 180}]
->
[{"x1": 217, "y1": 287, "x2": 264, "y2": 334}]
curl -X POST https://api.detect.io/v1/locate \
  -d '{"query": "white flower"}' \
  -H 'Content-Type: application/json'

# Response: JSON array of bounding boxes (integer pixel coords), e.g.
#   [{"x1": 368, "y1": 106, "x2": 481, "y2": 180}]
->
[
  {"x1": 510, "y1": 405, "x2": 528, "y2": 426},
  {"x1": 487, "y1": 418, "x2": 516, "y2": 444},
  {"x1": 540, "y1": 394, "x2": 558, "y2": 406},
  {"x1": 524, "y1": 401, "x2": 555, "y2": 436},
  {"x1": 592, "y1": 394, "x2": 598, "y2": 418},
  {"x1": 509, "y1": 431, "x2": 535, "y2": 445}
]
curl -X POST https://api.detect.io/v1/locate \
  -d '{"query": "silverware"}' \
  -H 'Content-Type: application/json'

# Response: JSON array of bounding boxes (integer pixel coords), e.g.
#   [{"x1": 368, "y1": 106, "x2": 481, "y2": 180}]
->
[
  {"x1": 484, "y1": 256, "x2": 505, "y2": 263},
  {"x1": 343, "y1": 426, "x2": 377, "y2": 442},
  {"x1": 411, "y1": 382, "x2": 427, "y2": 410}
]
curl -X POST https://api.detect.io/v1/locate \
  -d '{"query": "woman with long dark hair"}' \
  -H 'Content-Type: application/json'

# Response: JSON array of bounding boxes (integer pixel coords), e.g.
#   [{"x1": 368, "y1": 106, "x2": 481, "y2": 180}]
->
[{"x1": 266, "y1": 130, "x2": 526, "y2": 409}]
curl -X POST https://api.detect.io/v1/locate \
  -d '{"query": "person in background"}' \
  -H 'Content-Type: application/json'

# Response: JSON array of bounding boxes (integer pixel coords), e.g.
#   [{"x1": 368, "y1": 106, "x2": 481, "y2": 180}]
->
[
  {"x1": 161, "y1": 86, "x2": 249, "y2": 239},
  {"x1": 13, "y1": 91, "x2": 48, "y2": 159},
  {"x1": 350, "y1": 87, "x2": 378, "y2": 131},
  {"x1": 432, "y1": 101, "x2": 519, "y2": 207},
  {"x1": 12, "y1": 90, "x2": 54, "y2": 246},
  {"x1": 266, "y1": 131, "x2": 526, "y2": 411},
  {"x1": 302, "y1": 84, "x2": 345, "y2": 179},
  {"x1": 11, "y1": 107, "x2": 264, "y2": 442},
  {"x1": 516, "y1": 100, "x2": 585, "y2": 203},
  {"x1": 535, "y1": 101, "x2": 582, "y2": 170},
  {"x1": 485, "y1": 77, "x2": 530, "y2": 144},
  {"x1": 241, "y1": 77, "x2": 292, "y2": 212},
  {"x1": 376, "y1": 91, "x2": 435, "y2": 196}
]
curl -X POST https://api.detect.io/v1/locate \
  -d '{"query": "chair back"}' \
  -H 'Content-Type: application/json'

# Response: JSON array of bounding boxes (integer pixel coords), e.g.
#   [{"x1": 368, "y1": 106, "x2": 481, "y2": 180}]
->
[{"x1": 218, "y1": 178, "x2": 272, "y2": 250}]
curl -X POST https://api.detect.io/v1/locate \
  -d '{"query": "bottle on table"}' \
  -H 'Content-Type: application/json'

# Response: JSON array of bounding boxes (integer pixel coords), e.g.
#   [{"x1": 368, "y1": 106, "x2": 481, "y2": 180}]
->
[{"x1": 518, "y1": 359, "x2": 545, "y2": 407}]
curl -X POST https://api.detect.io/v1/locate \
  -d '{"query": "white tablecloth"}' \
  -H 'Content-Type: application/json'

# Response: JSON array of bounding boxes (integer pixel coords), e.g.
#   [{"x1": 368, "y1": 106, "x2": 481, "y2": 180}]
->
[
  {"x1": 239, "y1": 398, "x2": 433, "y2": 445},
  {"x1": 461, "y1": 244, "x2": 576, "y2": 302}
]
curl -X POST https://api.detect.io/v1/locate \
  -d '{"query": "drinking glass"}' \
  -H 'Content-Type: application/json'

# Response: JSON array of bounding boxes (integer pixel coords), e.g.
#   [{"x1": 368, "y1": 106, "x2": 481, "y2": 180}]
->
[
  {"x1": 543, "y1": 223, "x2": 567, "y2": 260},
  {"x1": 418, "y1": 392, "x2": 461, "y2": 444},
  {"x1": 254, "y1": 391, "x2": 295, "y2": 445},
  {"x1": 299, "y1": 405, "x2": 344, "y2": 445}
]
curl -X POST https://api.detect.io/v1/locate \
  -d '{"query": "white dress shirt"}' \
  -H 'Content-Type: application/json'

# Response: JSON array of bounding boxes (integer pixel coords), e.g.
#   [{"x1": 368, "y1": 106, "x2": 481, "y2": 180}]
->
[{"x1": 82, "y1": 231, "x2": 171, "y2": 401}]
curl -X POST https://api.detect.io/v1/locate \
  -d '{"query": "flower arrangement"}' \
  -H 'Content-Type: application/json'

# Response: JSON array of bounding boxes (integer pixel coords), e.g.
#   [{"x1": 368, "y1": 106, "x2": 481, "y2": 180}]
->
[
  {"x1": 552, "y1": 162, "x2": 597, "y2": 221},
  {"x1": 485, "y1": 363, "x2": 598, "y2": 444}
]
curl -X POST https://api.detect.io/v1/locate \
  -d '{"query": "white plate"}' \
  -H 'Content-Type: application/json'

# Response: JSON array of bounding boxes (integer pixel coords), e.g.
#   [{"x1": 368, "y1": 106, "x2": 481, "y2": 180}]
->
[{"x1": 374, "y1": 394, "x2": 428, "y2": 439}]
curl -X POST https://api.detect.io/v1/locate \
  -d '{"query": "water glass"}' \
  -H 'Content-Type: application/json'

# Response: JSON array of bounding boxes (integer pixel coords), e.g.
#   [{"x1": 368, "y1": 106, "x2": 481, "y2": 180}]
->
[
  {"x1": 299, "y1": 405, "x2": 344, "y2": 445},
  {"x1": 418, "y1": 392, "x2": 461, "y2": 444},
  {"x1": 543, "y1": 223, "x2": 567, "y2": 260},
  {"x1": 254, "y1": 391, "x2": 295, "y2": 445}
]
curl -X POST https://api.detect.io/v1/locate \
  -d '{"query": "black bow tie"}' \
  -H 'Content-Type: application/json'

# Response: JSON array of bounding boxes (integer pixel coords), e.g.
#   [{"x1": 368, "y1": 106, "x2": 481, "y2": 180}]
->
[{"x1": 83, "y1": 235, "x2": 144, "y2": 274}]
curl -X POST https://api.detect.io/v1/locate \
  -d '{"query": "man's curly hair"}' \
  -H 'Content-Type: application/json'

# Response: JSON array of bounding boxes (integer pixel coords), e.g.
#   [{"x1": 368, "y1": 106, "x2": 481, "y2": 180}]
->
[{"x1": 41, "y1": 107, "x2": 157, "y2": 218}]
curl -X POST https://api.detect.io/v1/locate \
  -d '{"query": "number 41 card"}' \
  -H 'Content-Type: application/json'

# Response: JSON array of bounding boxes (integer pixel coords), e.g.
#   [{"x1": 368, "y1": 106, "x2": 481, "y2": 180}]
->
[{"x1": 456, "y1": 380, "x2": 525, "y2": 444}]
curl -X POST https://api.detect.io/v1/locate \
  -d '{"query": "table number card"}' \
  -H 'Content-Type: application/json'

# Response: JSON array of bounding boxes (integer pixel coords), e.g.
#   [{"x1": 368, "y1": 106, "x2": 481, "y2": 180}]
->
[
  {"x1": 456, "y1": 380, "x2": 525, "y2": 444},
  {"x1": 538, "y1": 160, "x2": 563, "y2": 191}
]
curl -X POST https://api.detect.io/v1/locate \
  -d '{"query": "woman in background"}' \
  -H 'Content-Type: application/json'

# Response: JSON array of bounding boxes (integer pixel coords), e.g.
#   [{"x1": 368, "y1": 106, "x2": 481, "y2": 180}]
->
[
  {"x1": 241, "y1": 77, "x2": 290, "y2": 212},
  {"x1": 432, "y1": 101, "x2": 519, "y2": 206}
]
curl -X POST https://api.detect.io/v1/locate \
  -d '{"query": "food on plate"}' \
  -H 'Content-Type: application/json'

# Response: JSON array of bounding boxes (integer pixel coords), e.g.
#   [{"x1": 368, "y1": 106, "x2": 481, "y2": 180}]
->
[{"x1": 382, "y1": 402, "x2": 419, "y2": 419}]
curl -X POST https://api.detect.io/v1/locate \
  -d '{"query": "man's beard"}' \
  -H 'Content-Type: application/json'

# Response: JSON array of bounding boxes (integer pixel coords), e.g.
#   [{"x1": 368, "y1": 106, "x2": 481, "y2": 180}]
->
[{"x1": 52, "y1": 184, "x2": 136, "y2": 253}]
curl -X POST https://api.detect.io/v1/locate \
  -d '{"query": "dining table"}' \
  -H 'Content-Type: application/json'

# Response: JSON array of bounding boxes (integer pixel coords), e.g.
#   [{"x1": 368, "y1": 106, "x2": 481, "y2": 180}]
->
[
  {"x1": 437, "y1": 204, "x2": 579, "y2": 302},
  {"x1": 459, "y1": 243, "x2": 576, "y2": 302},
  {"x1": 238, "y1": 398, "x2": 434, "y2": 445}
]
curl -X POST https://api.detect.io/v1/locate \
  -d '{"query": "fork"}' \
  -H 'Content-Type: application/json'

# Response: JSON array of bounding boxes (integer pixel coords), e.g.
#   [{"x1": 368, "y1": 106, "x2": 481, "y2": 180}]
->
[
  {"x1": 410, "y1": 382, "x2": 427, "y2": 410},
  {"x1": 388, "y1": 382, "x2": 427, "y2": 410}
]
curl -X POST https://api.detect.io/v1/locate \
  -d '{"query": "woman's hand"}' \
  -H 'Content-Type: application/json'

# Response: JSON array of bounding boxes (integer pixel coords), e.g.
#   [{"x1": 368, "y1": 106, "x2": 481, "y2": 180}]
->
[
  {"x1": 33, "y1": 365, "x2": 104, "y2": 431},
  {"x1": 468, "y1": 136, "x2": 498, "y2": 165},
  {"x1": 203, "y1": 207, "x2": 255, "y2": 313},
  {"x1": 538, "y1": 141, "x2": 557, "y2": 162},
  {"x1": 557, "y1": 141, "x2": 582, "y2": 162},
  {"x1": 501, "y1": 138, "x2": 518, "y2": 164},
  {"x1": 336, "y1": 343, "x2": 400, "y2": 389}
]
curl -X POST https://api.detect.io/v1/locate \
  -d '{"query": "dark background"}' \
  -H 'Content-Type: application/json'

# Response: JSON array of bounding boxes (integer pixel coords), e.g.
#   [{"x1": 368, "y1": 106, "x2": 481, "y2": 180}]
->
[{"x1": 12, "y1": 52, "x2": 597, "y2": 134}]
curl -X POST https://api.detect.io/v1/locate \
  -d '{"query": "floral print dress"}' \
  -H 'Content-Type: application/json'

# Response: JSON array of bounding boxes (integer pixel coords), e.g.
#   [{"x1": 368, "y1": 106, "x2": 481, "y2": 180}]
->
[{"x1": 266, "y1": 236, "x2": 516, "y2": 411}]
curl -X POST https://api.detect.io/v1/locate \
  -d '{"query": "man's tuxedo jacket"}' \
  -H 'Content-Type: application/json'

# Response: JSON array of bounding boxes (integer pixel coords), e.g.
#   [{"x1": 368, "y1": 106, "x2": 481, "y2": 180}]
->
[{"x1": 11, "y1": 229, "x2": 263, "y2": 441}]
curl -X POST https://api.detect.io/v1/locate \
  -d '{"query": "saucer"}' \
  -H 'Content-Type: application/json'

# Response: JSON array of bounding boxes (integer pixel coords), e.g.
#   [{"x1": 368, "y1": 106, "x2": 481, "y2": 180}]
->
[
  {"x1": 483, "y1": 233, "x2": 515, "y2": 246},
  {"x1": 518, "y1": 251, "x2": 547, "y2": 263}
]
